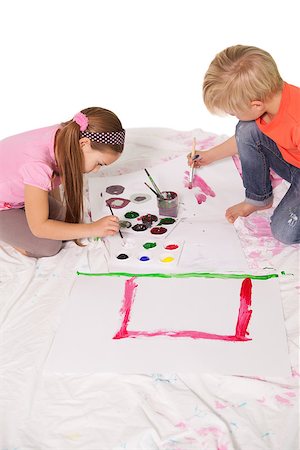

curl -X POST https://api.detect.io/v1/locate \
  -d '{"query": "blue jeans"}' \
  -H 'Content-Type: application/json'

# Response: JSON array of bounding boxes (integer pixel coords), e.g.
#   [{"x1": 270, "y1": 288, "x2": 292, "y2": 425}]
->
[{"x1": 235, "y1": 120, "x2": 300, "y2": 244}]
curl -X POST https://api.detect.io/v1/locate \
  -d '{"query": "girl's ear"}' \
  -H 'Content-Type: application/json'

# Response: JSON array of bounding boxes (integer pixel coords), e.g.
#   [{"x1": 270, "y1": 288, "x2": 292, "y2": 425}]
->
[{"x1": 79, "y1": 137, "x2": 91, "y2": 151}]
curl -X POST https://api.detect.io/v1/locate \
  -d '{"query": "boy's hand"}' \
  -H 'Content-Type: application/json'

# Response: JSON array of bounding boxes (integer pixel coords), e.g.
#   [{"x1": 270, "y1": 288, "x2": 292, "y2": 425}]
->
[
  {"x1": 91, "y1": 215, "x2": 120, "y2": 237},
  {"x1": 187, "y1": 149, "x2": 218, "y2": 168}
]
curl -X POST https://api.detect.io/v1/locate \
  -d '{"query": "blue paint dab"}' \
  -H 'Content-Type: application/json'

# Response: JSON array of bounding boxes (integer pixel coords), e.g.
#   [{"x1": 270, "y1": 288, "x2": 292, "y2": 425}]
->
[{"x1": 140, "y1": 256, "x2": 150, "y2": 262}]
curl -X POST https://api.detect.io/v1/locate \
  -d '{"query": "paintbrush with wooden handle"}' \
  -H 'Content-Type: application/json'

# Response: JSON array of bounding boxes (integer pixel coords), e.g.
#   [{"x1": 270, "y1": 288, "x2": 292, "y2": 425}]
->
[{"x1": 188, "y1": 137, "x2": 196, "y2": 189}]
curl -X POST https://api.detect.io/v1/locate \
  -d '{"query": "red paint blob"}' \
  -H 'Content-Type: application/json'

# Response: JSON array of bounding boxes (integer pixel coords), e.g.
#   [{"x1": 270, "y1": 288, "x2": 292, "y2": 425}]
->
[
  {"x1": 150, "y1": 226, "x2": 167, "y2": 235},
  {"x1": 106, "y1": 197, "x2": 130, "y2": 209},
  {"x1": 165, "y1": 244, "x2": 179, "y2": 250}
]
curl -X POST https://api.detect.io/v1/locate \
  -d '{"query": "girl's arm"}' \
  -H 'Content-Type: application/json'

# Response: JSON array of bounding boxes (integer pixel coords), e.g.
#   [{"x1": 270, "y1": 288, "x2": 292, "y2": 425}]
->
[
  {"x1": 24, "y1": 185, "x2": 119, "y2": 240},
  {"x1": 187, "y1": 135, "x2": 238, "y2": 167}
]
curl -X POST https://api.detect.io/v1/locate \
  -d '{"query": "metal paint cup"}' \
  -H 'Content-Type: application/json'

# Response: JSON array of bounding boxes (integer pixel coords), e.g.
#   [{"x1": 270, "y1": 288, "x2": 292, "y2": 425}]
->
[{"x1": 157, "y1": 191, "x2": 178, "y2": 218}]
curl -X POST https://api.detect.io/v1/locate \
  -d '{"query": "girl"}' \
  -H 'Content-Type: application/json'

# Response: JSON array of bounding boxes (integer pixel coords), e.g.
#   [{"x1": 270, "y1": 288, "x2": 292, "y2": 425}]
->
[{"x1": 0, "y1": 107, "x2": 124, "y2": 257}]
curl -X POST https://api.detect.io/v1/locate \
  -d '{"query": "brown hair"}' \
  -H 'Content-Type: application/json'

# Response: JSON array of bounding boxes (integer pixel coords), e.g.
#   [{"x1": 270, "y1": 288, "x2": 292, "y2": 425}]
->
[
  {"x1": 55, "y1": 107, "x2": 124, "y2": 239},
  {"x1": 203, "y1": 45, "x2": 283, "y2": 115}
]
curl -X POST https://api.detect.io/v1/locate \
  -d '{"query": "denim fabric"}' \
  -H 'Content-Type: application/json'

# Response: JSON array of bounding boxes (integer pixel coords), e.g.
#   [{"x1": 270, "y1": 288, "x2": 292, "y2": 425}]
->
[{"x1": 235, "y1": 120, "x2": 300, "y2": 244}]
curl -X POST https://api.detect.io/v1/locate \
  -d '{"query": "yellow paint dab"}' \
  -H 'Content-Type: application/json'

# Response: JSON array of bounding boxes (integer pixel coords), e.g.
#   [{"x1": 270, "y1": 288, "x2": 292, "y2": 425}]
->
[
  {"x1": 161, "y1": 256, "x2": 174, "y2": 263},
  {"x1": 65, "y1": 432, "x2": 81, "y2": 441}
]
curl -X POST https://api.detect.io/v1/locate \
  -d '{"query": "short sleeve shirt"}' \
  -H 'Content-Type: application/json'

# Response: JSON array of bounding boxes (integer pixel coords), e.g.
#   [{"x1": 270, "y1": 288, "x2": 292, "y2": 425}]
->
[
  {"x1": 0, "y1": 125, "x2": 61, "y2": 210},
  {"x1": 256, "y1": 82, "x2": 300, "y2": 168}
]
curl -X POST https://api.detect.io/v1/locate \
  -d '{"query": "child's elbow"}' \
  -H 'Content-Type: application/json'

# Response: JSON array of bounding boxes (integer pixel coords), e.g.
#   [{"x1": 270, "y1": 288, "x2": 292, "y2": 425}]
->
[{"x1": 29, "y1": 222, "x2": 46, "y2": 238}]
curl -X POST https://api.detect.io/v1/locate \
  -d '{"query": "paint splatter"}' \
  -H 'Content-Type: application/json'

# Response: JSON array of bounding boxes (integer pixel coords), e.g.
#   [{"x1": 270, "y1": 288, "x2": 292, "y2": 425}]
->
[
  {"x1": 158, "y1": 217, "x2": 176, "y2": 225},
  {"x1": 160, "y1": 256, "x2": 174, "y2": 263},
  {"x1": 275, "y1": 395, "x2": 292, "y2": 405},
  {"x1": 132, "y1": 224, "x2": 147, "y2": 232},
  {"x1": 151, "y1": 226, "x2": 167, "y2": 235},
  {"x1": 288, "y1": 212, "x2": 298, "y2": 227},
  {"x1": 184, "y1": 170, "x2": 215, "y2": 195},
  {"x1": 143, "y1": 242, "x2": 157, "y2": 249},
  {"x1": 139, "y1": 256, "x2": 150, "y2": 262},
  {"x1": 106, "y1": 185, "x2": 124, "y2": 195},
  {"x1": 117, "y1": 254, "x2": 129, "y2": 260},
  {"x1": 165, "y1": 244, "x2": 178, "y2": 250},
  {"x1": 194, "y1": 192, "x2": 207, "y2": 204},
  {"x1": 283, "y1": 391, "x2": 296, "y2": 397},
  {"x1": 106, "y1": 197, "x2": 130, "y2": 209},
  {"x1": 215, "y1": 400, "x2": 228, "y2": 409},
  {"x1": 193, "y1": 174, "x2": 216, "y2": 196},
  {"x1": 125, "y1": 211, "x2": 139, "y2": 219}
]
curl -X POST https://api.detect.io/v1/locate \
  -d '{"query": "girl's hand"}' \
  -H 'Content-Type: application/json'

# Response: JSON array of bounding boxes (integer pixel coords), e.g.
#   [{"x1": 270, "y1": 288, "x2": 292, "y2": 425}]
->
[
  {"x1": 91, "y1": 215, "x2": 120, "y2": 237},
  {"x1": 187, "y1": 149, "x2": 219, "y2": 168}
]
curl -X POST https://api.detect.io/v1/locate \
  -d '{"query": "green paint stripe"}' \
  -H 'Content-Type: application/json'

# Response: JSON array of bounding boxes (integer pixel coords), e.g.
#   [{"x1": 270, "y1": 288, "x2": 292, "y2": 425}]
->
[{"x1": 76, "y1": 271, "x2": 278, "y2": 280}]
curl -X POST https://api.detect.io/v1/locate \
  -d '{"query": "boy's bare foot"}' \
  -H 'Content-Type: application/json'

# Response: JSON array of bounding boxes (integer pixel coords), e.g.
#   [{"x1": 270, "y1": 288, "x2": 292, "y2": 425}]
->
[{"x1": 225, "y1": 201, "x2": 273, "y2": 223}]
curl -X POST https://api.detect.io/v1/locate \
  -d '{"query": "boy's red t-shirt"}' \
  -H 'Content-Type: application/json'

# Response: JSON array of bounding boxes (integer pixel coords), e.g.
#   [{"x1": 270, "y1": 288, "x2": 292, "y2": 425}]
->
[{"x1": 256, "y1": 82, "x2": 300, "y2": 168}]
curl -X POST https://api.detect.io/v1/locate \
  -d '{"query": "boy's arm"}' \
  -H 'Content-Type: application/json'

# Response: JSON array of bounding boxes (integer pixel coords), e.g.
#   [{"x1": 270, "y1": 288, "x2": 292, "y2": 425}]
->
[
  {"x1": 24, "y1": 185, "x2": 119, "y2": 240},
  {"x1": 188, "y1": 136, "x2": 238, "y2": 167}
]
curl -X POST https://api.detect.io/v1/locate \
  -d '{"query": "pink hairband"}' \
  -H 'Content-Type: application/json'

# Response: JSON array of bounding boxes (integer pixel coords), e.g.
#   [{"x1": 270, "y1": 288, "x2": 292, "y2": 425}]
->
[
  {"x1": 73, "y1": 112, "x2": 89, "y2": 132},
  {"x1": 73, "y1": 112, "x2": 125, "y2": 146}
]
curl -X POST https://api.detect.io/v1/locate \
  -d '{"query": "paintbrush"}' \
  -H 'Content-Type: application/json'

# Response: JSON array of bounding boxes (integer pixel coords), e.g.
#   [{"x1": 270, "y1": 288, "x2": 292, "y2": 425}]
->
[
  {"x1": 144, "y1": 182, "x2": 160, "y2": 198},
  {"x1": 188, "y1": 137, "x2": 196, "y2": 189},
  {"x1": 144, "y1": 168, "x2": 163, "y2": 198},
  {"x1": 107, "y1": 202, "x2": 124, "y2": 240}
]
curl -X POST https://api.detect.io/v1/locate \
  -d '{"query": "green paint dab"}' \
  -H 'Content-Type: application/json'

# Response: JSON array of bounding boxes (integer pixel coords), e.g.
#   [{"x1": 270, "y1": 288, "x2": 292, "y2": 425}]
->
[
  {"x1": 158, "y1": 217, "x2": 176, "y2": 225},
  {"x1": 143, "y1": 242, "x2": 157, "y2": 249},
  {"x1": 125, "y1": 211, "x2": 139, "y2": 219}
]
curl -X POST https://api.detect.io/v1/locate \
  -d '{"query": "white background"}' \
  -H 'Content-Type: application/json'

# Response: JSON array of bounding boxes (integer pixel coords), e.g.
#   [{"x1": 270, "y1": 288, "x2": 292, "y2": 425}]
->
[{"x1": 1, "y1": 0, "x2": 299, "y2": 139}]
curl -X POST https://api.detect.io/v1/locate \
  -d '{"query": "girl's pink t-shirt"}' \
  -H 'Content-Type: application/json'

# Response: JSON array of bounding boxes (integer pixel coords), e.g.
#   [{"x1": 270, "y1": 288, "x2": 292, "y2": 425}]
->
[{"x1": 0, "y1": 125, "x2": 61, "y2": 210}]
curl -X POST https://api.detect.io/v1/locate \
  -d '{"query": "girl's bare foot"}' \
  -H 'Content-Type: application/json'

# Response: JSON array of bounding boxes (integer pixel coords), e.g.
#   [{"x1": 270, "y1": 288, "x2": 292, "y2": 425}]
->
[{"x1": 225, "y1": 201, "x2": 273, "y2": 223}]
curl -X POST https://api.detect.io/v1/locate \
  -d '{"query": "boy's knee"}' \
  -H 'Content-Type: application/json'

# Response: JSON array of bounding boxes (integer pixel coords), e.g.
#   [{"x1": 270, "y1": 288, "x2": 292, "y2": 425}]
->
[
  {"x1": 270, "y1": 213, "x2": 299, "y2": 245},
  {"x1": 235, "y1": 121, "x2": 259, "y2": 142}
]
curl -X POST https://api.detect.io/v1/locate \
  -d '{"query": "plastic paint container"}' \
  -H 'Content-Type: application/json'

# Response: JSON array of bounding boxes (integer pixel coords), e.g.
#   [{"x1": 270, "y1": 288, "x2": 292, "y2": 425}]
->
[{"x1": 157, "y1": 191, "x2": 178, "y2": 218}]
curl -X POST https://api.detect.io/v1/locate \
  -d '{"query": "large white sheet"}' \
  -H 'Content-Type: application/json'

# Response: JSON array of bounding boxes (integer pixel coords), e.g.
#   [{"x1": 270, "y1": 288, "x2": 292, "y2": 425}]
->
[
  {"x1": 46, "y1": 275, "x2": 290, "y2": 376},
  {"x1": 0, "y1": 128, "x2": 298, "y2": 449}
]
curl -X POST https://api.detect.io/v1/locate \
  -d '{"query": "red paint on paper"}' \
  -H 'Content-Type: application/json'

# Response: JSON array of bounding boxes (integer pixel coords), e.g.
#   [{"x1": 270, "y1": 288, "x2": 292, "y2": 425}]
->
[
  {"x1": 113, "y1": 278, "x2": 253, "y2": 342},
  {"x1": 113, "y1": 277, "x2": 138, "y2": 339},
  {"x1": 194, "y1": 192, "x2": 207, "y2": 204},
  {"x1": 184, "y1": 170, "x2": 216, "y2": 196},
  {"x1": 165, "y1": 244, "x2": 179, "y2": 250},
  {"x1": 235, "y1": 277, "x2": 252, "y2": 338},
  {"x1": 193, "y1": 174, "x2": 216, "y2": 197}
]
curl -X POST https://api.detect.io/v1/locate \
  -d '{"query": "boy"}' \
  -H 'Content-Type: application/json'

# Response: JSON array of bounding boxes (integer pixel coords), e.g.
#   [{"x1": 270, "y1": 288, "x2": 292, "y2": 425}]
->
[{"x1": 188, "y1": 45, "x2": 300, "y2": 244}]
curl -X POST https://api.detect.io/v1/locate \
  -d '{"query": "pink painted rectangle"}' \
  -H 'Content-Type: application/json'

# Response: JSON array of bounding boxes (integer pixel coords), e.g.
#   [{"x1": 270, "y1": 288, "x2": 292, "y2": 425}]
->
[{"x1": 113, "y1": 278, "x2": 252, "y2": 342}]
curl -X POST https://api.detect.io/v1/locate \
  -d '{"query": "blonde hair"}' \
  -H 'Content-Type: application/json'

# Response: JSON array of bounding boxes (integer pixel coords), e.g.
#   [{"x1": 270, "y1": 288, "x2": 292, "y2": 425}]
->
[
  {"x1": 55, "y1": 107, "x2": 124, "y2": 242},
  {"x1": 203, "y1": 45, "x2": 283, "y2": 115}
]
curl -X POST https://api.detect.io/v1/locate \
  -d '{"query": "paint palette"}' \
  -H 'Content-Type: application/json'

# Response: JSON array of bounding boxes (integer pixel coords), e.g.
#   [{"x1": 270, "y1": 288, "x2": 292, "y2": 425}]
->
[
  {"x1": 90, "y1": 176, "x2": 181, "y2": 239},
  {"x1": 118, "y1": 210, "x2": 180, "y2": 239},
  {"x1": 105, "y1": 236, "x2": 184, "y2": 273}
]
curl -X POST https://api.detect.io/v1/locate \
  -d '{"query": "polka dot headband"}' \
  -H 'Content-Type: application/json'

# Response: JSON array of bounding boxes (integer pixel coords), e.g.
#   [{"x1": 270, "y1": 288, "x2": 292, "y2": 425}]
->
[{"x1": 73, "y1": 112, "x2": 125, "y2": 146}]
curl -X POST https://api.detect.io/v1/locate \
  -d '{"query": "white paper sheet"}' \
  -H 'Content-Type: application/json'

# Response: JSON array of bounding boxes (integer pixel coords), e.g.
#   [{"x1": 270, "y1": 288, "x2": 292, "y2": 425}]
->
[
  {"x1": 88, "y1": 156, "x2": 249, "y2": 272},
  {"x1": 45, "y1": 275, "x2": 291, "y2": 377},
  {"x1": 105, "y1": 236, "x2": 185, "y2": 273}
]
